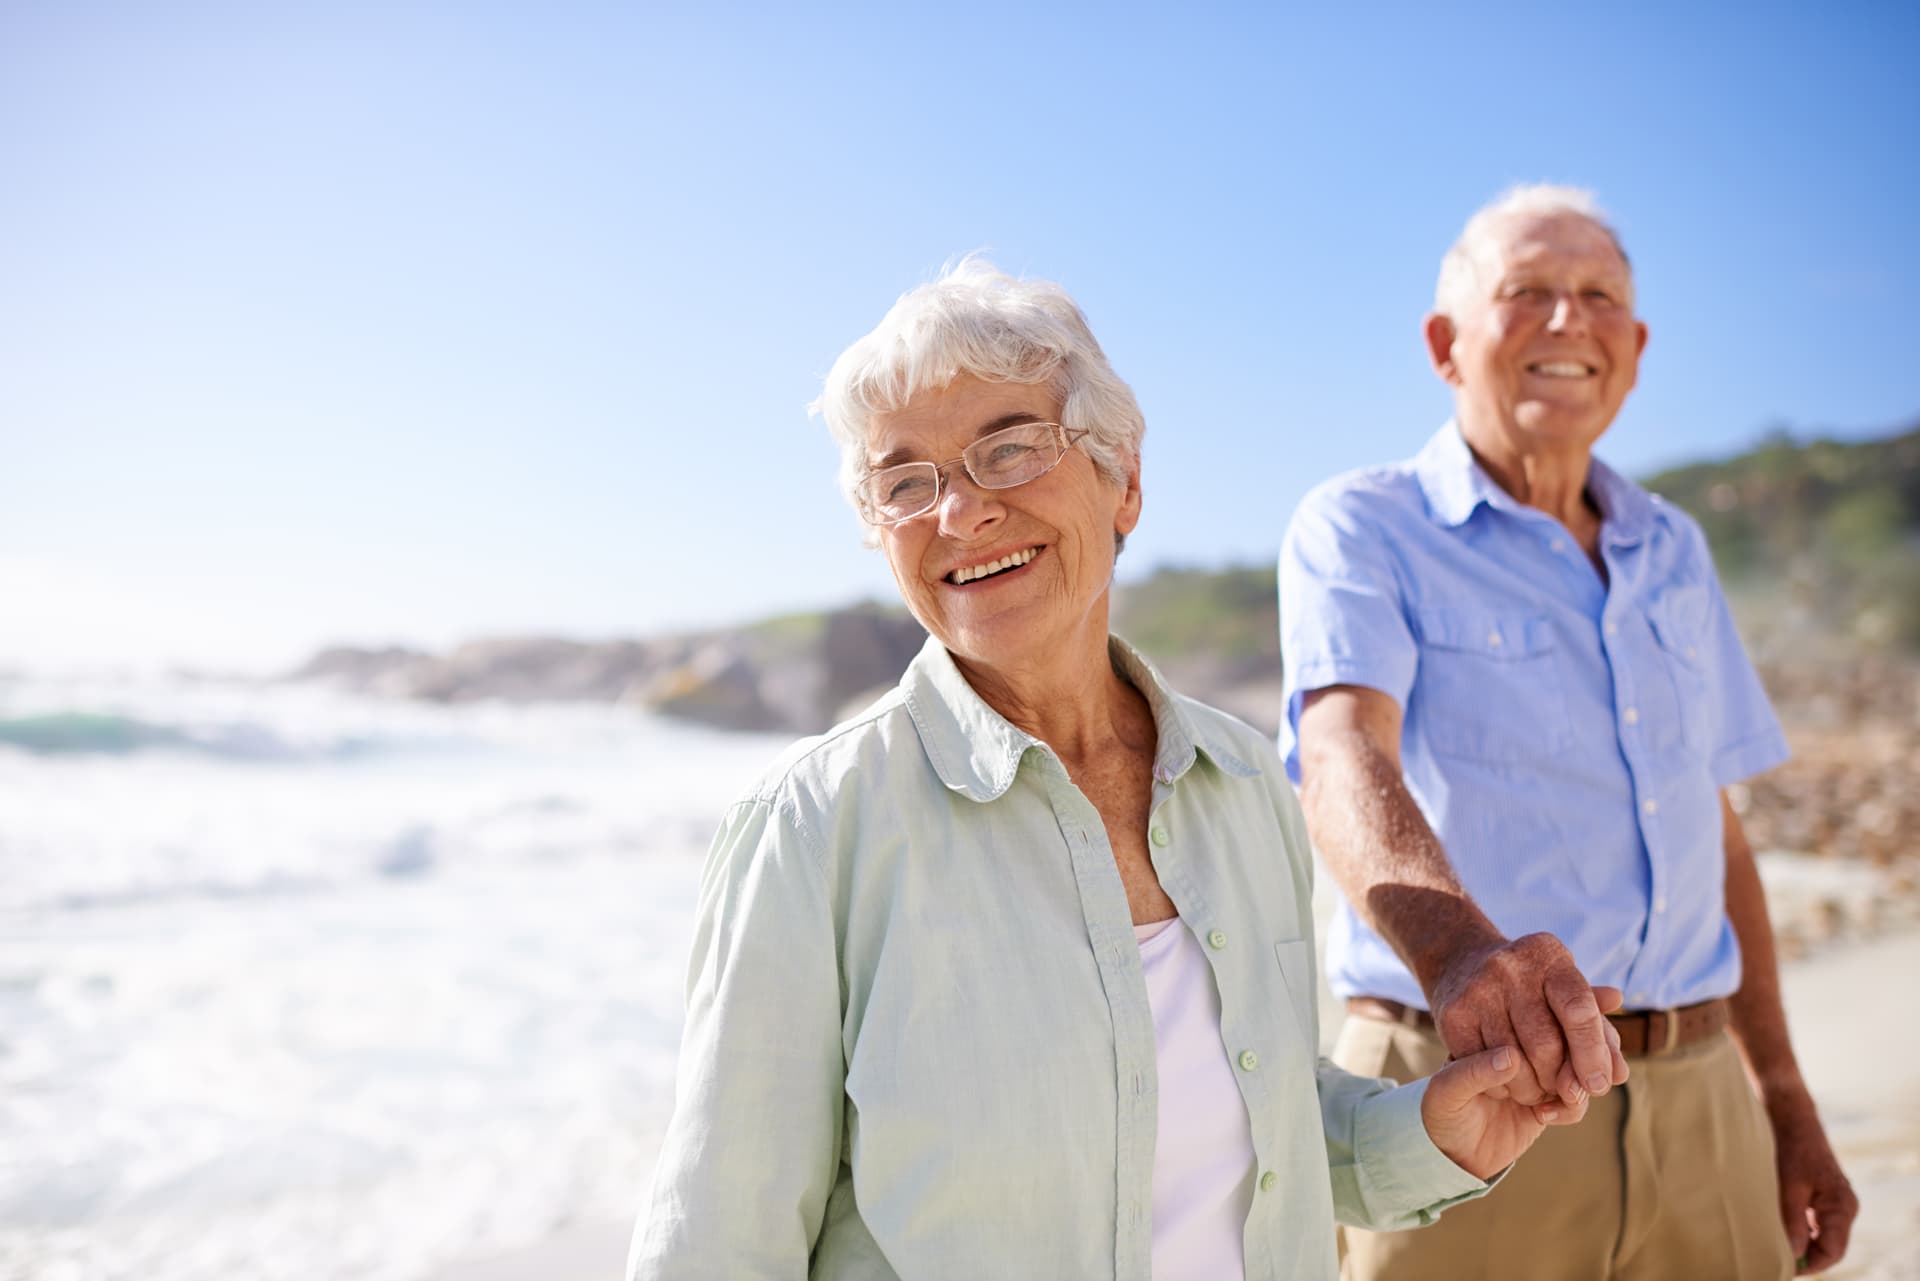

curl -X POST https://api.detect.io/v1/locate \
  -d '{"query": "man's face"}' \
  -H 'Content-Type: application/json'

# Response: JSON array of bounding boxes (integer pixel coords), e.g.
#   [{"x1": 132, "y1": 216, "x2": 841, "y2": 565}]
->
[{"x1": 1429, "y1": 212, "x2": 1649, "y2": 453}]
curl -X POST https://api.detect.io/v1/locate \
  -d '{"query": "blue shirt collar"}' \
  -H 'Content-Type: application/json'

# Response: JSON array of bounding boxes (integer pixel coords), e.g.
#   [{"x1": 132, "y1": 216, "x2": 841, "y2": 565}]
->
[
  {"x1": 1414, "y1": 420, "x2": 1655, "y2": 544},
  {"x1": 901, "y1": 634, "x2": 1260, "y2": 803},
  {"x1": 1586, "y1": 452, "x2": 1657, "y2": 547}
]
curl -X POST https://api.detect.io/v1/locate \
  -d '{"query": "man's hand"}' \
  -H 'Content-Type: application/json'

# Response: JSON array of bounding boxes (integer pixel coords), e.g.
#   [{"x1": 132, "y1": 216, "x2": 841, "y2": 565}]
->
[
  {"x1": 1720, "y1": 794, "x2": 1858, "y2": 1273},
  {"x1": 1429, "y1": 933, "x2": 1629, "y2": 1108},
  {"x1": 1421, "y1": 1045, "x2": 1589, "y2": 1180},
  {"x1": 1768, "y1": 1088, "x2": 1858, "y2": 1273}
]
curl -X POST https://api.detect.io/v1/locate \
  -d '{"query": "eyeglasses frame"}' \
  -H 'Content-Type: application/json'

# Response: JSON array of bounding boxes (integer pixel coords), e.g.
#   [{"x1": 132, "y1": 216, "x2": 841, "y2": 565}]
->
[{"x1": 855, "y1": 421, "x2": 1092, "y2": 527}]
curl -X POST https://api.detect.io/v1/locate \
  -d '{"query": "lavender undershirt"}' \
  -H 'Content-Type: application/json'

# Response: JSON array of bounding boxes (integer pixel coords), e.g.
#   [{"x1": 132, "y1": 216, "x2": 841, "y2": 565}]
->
[{"x1": 1133, "y1": 916, "x2": 1258, "y2": 1280}]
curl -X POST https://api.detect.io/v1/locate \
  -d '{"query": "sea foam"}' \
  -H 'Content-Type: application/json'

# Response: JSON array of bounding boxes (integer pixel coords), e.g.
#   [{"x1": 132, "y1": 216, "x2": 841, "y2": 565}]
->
[{"x1": 0, "y1": 671, "x2": 789, "y2": 1281}]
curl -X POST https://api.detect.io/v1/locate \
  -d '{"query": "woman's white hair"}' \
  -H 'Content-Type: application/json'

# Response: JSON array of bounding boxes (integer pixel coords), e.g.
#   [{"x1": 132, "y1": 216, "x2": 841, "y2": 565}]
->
[
  {"x1": 1434, "y1": 183, "x2": 1634, "y2": 320},
  {"x1": 812, "y1": 256, "x2": 1145, "y2": 533}
]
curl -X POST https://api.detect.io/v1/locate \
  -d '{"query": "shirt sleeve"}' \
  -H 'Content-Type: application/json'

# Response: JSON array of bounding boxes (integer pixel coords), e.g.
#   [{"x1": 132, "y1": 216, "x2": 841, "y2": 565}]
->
[
  {"x1": 1316, "y1": 1070, "x2": 1494, "y2": 1230},
  {"x1": 628, "y1": 797, "x2": 844, "y2": 1281},
  {"x1": 1278, "y1": 482, "x2": 1420, "y2": 783}
]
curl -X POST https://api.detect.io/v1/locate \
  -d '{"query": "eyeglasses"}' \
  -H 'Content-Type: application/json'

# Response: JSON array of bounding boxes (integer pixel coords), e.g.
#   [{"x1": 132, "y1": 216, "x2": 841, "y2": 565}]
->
[{"x1": 856, "y1": 421, "x2": 1091, "y2": 526}]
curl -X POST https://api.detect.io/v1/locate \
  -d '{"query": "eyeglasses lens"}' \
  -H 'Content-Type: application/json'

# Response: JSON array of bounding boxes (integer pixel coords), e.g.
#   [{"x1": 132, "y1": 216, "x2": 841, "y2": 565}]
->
[{"x1": 860, "y1": 423, "x2": 1066, "y2": 524}]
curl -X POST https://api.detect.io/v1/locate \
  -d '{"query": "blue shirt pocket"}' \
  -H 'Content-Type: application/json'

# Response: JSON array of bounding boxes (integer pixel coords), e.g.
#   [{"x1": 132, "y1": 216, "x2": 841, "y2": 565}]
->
[
  {"x1": 1646, "y1": 585, "x2": 1712, "y2": 754},
  {"x1": 1411, "y1": 609, "x2": 1574, "y2": 764}
]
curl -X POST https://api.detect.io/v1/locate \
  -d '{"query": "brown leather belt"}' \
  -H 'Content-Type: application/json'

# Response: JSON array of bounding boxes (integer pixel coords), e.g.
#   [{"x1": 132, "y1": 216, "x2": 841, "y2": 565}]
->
[{"x1": 1346, "y1": 996, "x2": 1730, "y2": 1059}]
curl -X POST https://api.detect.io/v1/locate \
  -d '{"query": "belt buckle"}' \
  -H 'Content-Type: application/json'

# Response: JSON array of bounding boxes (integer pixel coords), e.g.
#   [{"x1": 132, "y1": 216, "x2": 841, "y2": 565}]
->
[{"x1": 1656, "y1": 1008, "x2": 1681, "y2": 1055}]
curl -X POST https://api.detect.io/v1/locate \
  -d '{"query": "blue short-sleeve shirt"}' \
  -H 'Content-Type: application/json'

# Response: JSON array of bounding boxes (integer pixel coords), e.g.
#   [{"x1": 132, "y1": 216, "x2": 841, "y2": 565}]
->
[{"x1": 1278, "y1": 422, "x2": 1789, "y2": 1010}]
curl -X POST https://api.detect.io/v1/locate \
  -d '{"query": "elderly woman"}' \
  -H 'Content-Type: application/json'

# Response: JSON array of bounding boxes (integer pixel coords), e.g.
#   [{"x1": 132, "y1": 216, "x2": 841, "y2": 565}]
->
[{"x1": 628, "y1": 260, "x2": 1599, "y2": 1280}]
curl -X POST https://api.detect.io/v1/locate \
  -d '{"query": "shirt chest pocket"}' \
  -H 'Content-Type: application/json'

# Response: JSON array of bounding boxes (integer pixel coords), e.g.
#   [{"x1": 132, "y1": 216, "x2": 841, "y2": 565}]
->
[
  {"x1": 1646, "y1": 585, "x2": 1712, "y2": 754},
  {"x1": 1411, "y1": 609, "x2": 1574, "y2": 764}
]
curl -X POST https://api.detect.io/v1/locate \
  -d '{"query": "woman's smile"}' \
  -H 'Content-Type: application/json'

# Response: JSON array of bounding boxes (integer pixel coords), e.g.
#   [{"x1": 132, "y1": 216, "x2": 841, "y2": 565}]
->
[{"x1": 942, "y1": 544, "x2": 1045, "y2": 587}]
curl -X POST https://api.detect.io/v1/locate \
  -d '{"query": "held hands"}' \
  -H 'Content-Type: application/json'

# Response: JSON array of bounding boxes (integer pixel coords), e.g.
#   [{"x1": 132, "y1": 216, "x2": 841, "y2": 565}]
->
[
  {"x1": 1430, "y1": 932, "x2": 1629, "y2": 1109},
  {"x1": 1420, "y1": 1045, "x2": 1588, "y2": 1180}
]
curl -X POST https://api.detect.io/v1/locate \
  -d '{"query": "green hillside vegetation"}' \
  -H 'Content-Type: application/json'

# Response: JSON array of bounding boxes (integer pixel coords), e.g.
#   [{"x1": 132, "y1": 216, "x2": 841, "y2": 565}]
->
[
  {"x1": 1643, "y1": 422, "x2": 1920, "y2": 651},
  {"x1": 1107, "y1": 420, "x2": 1920, "y2": 673},
  {"x1": 1112, "y1": 564, "x2": 1278, "y2": 663}
]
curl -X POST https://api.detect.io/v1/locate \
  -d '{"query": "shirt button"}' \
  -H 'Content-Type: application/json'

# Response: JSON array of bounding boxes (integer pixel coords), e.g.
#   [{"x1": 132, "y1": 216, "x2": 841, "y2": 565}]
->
[
  {"x1": 1686, "y1": 646, "x2": 1697, "y2": 659},
  {"x1": 1260, "y1": 1171, "x2": 1279, "y2": 1192},
  {"x1": 1550, "y1": 539, "x2": 1565, "y2": 553},
  {"x1": 1632, "y1": 992, "x2": 1650, "y2": 1006},
  {"x1": 1207, "y1": 929, "x2": 1228, "y2": 950},
  {"x1": 1238, "y1": 1050, "x2": 1259, "y2": 1072},
  {"x1": 1605, "y1": 621, "x2": 1619, "y2": 637},
  {"x1": 1623, "y1": 706, "x2": 1640, "y2": 725},
  {"x1": 1643, "y1": 799, "x2": 1658, "y2": 815},
  {"x1": 1486, "y1": 630, "x2": 1503, "y2": 647},
  {"x1": 1654, "y1": 896, "x2": 1668, "y2": 913},
  {"x1": 1150, "y1": 827, "x2": 1170, "y2": 847}
]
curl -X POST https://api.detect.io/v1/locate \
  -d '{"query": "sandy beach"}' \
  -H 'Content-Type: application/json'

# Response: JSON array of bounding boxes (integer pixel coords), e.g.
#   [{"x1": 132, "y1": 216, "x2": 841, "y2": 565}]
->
[
  {"x1": 428, "y1": 920, "x2": 1920, "y2": 1281},
  {"x1": 1774, "y1": 929, "x2": 1920, "y2": 1280}
]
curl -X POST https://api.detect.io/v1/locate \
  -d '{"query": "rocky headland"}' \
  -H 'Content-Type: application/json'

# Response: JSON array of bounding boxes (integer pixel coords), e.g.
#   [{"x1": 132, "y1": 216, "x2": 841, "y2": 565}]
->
[{"x1": 292, "y1": 602, "x2": 931, "y2": 735}]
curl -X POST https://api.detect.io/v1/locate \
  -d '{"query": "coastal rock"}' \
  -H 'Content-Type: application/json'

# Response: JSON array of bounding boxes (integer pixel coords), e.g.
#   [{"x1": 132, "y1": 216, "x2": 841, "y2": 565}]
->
[
  {"x1": 291, "y1": 606, "x2": 928, "y2": 735},
  {"x1": 641, "y1": 644, "x2": 782, "y2": 732},
  {"x1": 292, "y1": 645, "x2": 436, "y2": 699}
]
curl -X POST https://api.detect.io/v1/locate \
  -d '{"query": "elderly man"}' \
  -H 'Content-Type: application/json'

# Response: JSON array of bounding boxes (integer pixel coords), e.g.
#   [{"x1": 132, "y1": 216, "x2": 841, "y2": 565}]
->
[{"x1": 1278, "y1": 185, "x2": 1857, "y2": 1278}]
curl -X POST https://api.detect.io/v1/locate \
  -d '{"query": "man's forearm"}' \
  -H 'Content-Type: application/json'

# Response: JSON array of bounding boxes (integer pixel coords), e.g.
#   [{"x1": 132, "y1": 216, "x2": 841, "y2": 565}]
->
[
  {"x1": 1300, "y1": 725, "x2": 1504, "y2": 995},
  {"x1": 1721, "y1": 797, "x2": 1806, "y2": 1099}
]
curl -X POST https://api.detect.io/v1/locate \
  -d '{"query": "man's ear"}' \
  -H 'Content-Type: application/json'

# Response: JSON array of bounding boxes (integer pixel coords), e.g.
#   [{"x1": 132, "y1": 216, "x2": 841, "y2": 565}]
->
[{"x1": 1423, "y1": 313, "x2": 1461, "y2": 385}]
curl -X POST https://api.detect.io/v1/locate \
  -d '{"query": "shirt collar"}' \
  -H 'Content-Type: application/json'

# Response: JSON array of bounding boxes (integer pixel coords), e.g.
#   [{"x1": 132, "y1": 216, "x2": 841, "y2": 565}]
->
[
  {"x1": 1585, "y1": 451, "x2": 1656, "y2": 546},
  {"x1": 1413, "y1": 420, "x2": 1505, "y2": 527},
  {"x1": 1415, "y1": 419, "x2": 1655, "y2": 544},
  {"x1": 901, "y1": 634, "x2": 1261, "y2": 803}
]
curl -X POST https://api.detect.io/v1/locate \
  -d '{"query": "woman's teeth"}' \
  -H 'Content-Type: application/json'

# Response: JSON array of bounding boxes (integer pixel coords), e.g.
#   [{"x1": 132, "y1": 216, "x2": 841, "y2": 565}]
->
[{"x1": 950, "y1": 547, "x2": 1038, "y2": 584}]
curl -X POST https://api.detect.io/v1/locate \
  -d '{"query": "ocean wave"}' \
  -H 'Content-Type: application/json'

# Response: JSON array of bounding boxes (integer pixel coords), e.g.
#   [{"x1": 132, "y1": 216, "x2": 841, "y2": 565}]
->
[
  {"x1": 0, "y1": 712, "x2": 183, "y2": 756},
  {"x1": 0, "y1": 671, "x2": 796, "y2": 1281},
  {"x1": 0, "y1": 709, "x2": 451, "y2": 763},
  {"x1": 0, "y1": 674, "x2": 786, "y2": 915}
]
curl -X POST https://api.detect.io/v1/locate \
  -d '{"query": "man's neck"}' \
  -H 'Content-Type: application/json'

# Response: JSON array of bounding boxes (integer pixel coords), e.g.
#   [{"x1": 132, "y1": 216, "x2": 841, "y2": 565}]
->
[{"x1": 1458, "y1": 418, "x2": 1604, "y2": 554}]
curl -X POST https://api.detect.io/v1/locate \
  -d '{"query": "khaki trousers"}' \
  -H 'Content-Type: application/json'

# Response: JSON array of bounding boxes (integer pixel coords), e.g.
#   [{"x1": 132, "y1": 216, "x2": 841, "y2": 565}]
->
[{"x1": 1333, "y1": 1015, "x2": 1794, "y2": 1281}]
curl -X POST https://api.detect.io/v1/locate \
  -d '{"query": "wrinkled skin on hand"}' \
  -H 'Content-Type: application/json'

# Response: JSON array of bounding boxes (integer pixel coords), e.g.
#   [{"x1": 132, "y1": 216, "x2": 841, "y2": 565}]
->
[
  {"x1": 1421, "y1": 1045, "x2": 1591, "y2": 1181},
  {"x1": 1769, "y1": 1089, "x2": 1858, "y2": 1273},
  {"x1": 1429, "y1": 932, "x2": 1630, "y2": 1108}
]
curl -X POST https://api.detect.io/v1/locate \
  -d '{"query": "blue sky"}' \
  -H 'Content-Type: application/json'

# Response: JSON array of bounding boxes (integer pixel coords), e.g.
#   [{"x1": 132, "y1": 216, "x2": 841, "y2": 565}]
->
[{"x1": 3, "y1": 1, "x2": 1916, "y2": 671}]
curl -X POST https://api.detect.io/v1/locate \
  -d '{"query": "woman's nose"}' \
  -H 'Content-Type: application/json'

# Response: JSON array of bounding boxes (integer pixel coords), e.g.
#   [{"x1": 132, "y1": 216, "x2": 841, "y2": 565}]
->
[{"x1": 935, "y1": 469, "x2": 1005, "y2": 539}]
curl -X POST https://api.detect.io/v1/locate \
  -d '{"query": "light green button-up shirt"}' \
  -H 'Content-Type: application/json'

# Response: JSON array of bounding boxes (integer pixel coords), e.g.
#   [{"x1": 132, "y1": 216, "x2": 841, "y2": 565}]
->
[{"x1": 630, "y1": 636, "x2": 1486, "y2": 1280}]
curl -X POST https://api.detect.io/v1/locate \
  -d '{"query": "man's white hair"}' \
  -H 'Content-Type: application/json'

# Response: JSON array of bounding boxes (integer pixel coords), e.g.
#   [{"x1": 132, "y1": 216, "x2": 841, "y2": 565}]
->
[
  {"x1": 812, "y1": 256, "x2": 1145, "y2": 534},
  {"x1": 1434, "y1": 183, "x2": 1634, "y2": 320}
]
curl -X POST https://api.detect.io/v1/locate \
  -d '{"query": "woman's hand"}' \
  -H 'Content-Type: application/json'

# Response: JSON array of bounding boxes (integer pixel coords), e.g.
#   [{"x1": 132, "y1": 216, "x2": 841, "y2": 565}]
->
[{"x1": 1420, "y1": 1045, "x2": 1593, "y2": 1180}]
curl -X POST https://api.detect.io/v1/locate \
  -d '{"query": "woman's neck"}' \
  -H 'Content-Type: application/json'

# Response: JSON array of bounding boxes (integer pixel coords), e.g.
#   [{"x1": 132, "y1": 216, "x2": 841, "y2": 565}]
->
[{"x1": 951, "y1": 614, "x2": 1152, "y2": 767}]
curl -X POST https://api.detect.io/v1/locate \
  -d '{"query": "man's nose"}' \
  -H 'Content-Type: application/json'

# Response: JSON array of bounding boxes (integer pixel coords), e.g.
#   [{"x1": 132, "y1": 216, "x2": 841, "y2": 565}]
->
[{"x1": 1546, "y1": 291, "x2": 1589, "y2": 334}]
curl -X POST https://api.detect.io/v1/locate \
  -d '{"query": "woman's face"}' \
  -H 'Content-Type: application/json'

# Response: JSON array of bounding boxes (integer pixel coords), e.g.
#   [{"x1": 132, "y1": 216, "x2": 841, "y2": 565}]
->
[{"x1": 867, "y1": 374, "x2": 1141, "y2": 676}]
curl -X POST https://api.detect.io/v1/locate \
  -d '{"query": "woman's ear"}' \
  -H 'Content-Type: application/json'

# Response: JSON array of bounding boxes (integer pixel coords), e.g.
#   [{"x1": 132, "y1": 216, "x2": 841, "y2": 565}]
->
[{"x1": 1114, "y1": 455, "x2": 1143, "y2": 541}]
